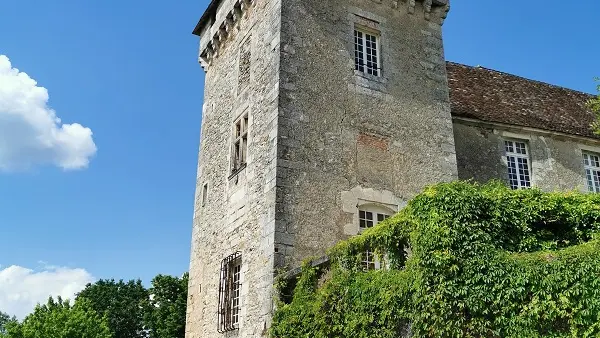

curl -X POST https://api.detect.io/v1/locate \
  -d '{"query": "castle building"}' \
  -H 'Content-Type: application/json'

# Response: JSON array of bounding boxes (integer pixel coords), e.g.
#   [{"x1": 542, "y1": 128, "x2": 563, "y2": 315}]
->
[{"x1": 185, "y1": 0, "x2": 597, "y2": 337}]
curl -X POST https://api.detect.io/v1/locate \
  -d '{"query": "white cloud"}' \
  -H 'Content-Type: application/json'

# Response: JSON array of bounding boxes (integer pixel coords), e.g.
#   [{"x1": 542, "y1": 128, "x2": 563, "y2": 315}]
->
[
  {"x1": 0, "y1": 264, "x2": 95, "y2": 319},
  {"x1": 0, "y1": 55, "x2": 96, "y2": 171}
]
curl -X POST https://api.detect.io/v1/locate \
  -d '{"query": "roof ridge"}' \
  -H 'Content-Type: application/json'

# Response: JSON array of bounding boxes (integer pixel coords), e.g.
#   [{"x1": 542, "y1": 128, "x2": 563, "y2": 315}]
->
[{"x1": 446, "y1": 61, "x2": 595, "y2": 98}]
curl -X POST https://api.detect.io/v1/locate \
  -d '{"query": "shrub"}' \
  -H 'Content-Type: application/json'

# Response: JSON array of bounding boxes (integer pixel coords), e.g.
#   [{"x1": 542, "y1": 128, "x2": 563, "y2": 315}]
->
[{"x1": 271, "y1": 181, "x2": 600, "y2": 337}]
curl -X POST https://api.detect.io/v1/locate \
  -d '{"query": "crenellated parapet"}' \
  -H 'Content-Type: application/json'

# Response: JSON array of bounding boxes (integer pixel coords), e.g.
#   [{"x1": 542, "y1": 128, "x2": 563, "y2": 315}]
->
[
  {"x1": 193, "y1": 0, "x2": 256, "y2": 70},
  {"x1": 193, "y1": 0, "x2": 449, "y2": 70}
]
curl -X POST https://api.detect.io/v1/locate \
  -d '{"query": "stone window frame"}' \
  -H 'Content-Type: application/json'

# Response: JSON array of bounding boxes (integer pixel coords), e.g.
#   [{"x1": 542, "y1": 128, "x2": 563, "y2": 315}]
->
[
  {"x1": 342, "y1": 186, "x2": 404, "y2": 236},
  {"x1": 347, "y1": 8, "x2": 389, "y2": 90},
  {"x1": 230, "y1": 111, "x2": 249, "y2": 177}
]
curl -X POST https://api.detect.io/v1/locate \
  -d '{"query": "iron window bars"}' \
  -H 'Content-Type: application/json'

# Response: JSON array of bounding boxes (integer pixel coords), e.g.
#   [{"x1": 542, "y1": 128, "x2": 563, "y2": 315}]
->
[{"x1": 218, "y1": 251, "x2": 242, "y2": 333}]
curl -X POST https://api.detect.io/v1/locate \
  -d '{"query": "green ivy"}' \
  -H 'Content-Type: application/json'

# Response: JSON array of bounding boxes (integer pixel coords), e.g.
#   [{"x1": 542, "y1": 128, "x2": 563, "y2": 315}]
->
[{"x1": 270, "y1": 181, "x2": 600, "y2": 337}]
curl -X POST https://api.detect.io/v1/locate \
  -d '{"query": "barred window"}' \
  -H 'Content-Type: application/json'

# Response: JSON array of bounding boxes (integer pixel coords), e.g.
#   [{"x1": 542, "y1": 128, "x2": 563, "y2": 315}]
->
[
  {"x1": 359, "y1": 209, "x2": 390, "y2": 271},
  {"x1": 232, "y1": 113, "x2": 248, "y2": 173},
  {"x1": 218, "y1": 252, "x2": 242, "y2": 333},
  {"x1": 354, "y1": 28, "x2": 380, "y2": 77},
  {"x1": 583, "y1": 152, "x2": 600, "y2": 192},
  {"x1": 504, "y1": 140, "x2": 531, "y2": 190}
]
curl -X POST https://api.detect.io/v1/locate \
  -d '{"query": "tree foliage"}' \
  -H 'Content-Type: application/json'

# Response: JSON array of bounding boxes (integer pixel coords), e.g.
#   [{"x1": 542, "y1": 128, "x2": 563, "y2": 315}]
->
[
  {"x1": 0, "y1": 272, "x2": 189, "y2": 338},
  {"x1": 271, "y1": 181, "x2": 600, "y2": 337},
  {"x1": 76, "y1": 279, "x2": 149, "y2": 338},
  {"x1": 145, "y1": 273, "x2": 189, "y2": 338},
  {"x1": 5, "y1": 297, "x2": 111, "y2": 338},
  {"x1": 589, "y1": 79, "x2": 600, "y2": 135},
  {"x1": 0, "y1": 311, "x2": 17, "y2": 336}
]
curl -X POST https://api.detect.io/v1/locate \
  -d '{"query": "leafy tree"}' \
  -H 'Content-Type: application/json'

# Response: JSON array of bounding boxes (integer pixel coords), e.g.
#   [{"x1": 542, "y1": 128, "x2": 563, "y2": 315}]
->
[
  {"x1": 4, "y1": 297, "x2": 110, "y2": 338},
  {"x1": 76, "y1": 279, "x2": 149, "y2": 338},
  {"x1": 0, "y1": 311, "x2": 17, "y2": 337},
  {"x1": 144, "y1": 273, "x2": 188, "y2": 338}
]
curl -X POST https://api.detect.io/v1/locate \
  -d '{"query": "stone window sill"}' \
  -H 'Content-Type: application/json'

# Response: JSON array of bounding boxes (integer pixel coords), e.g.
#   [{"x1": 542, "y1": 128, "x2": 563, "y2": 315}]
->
[
  {"x1": 353, "y1": 70, "x2": 386, "y2": 84},
  {"x1": 228, "y1": 163, "x2": 247, "y2": 181}
]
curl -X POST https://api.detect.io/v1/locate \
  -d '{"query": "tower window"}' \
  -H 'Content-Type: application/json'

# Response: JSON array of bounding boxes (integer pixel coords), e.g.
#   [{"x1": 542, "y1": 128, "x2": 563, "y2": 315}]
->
[
  {"x1": 359, "y1": 210, "x2": 389, "y2": 230},
  {"x1": 232, "y1": 113, "x2": 249, "y2": 173},
  {"x1": 354, "y1": 28, "x2": 380, "y2": 77},
  {"x1": 583, "y1": 152, "x2": 600, "y2": 192},
  {"x1": 358, "y1": 208, "x2": 390, "y2": 270},
  {"x1": 218, "y1": 252, "x2": 242, "y2": 333},
  {"x1": 504, "y1": 140, "x2": 531, "y2": 190},
  {"x1": 201, "y1": 183, "x2": 208, "y2": 207}
]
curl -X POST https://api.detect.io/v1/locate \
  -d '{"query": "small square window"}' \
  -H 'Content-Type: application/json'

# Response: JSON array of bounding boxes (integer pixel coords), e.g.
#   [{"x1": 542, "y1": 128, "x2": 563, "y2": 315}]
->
[{"x1": 354, "y1": 27, "x2": 380, "y2": 77}]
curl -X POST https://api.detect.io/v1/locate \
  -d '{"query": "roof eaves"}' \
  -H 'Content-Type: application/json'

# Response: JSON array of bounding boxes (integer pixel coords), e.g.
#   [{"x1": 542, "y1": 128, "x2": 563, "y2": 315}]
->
[{"x1": 192, "y1": 0, "x2": 221, "y2": 36}]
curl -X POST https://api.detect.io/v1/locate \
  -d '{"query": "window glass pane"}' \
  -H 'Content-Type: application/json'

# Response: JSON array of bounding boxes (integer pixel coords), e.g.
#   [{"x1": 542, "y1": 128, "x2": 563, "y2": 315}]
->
[
  {"x1": 504, "y1": 141, "x2": 514, "y2": 153},
  {"x1": 505, "y1": 140, "x2": 531, "y2": 189},
  {"x1": 582, "y1": 152, "x2": 600, "y2": 193},
  {"x1": 354, "y1": 30, "x2": 364, "y2": 73},
  {"x1": 354, "y1": 29, "x2": 379, "y2": 76},
  {"x1": 515, "y1": 142, "x2": 527, "y2": 155},
  {"x1": 507, "y1": 156, "x2": 518, "y2": 189}
]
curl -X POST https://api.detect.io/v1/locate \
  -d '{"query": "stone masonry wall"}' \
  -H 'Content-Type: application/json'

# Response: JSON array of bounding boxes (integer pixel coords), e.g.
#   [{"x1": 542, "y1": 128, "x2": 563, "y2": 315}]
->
[
  {"x1": 453, "y1": 120, "x2": 598, "y2": 193},
  {"x1": 275, "y1": 0, "x2": 458, "y2": 268},
  {"x1": 186, "y1": 0, "x2": 281, "y2": 337}
]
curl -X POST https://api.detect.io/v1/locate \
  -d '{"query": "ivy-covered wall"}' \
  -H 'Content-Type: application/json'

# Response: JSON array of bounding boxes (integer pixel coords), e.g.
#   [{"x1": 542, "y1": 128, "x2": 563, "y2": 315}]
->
[{"x1": 271, "y1": 181, "x2": 600, "y2": 337}]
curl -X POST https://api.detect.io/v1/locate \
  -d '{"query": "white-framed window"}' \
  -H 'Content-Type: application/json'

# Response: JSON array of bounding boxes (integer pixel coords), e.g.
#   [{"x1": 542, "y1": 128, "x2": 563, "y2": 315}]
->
[
  {"x1": 218, "y1": 252, "x2": 242, "y2": 332},
  {"x1": 354, "y1": 27, "x2": 380, "y2": 77},
  {"x1": 583, "y1": 152, "x2": 600, "y2": 192},
  {"x1": 358, "y1": 207, "x2": 390, "y2": 271},
  {"x1": 231, "y1": 113, "x2": 249, "y2": 173},
  {"x1": 359, "y1": 210, "x2": 389, "y2": 231},
  {"x1": 504, "y1": 140, "x2": 531, "y2": 190}
]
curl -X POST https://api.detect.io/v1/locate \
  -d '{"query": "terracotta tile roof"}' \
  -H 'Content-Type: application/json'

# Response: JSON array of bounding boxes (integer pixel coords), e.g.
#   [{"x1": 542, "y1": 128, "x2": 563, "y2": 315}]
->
[{"x1": 447, "y1": 62, "x2": 597, "y2": 139}]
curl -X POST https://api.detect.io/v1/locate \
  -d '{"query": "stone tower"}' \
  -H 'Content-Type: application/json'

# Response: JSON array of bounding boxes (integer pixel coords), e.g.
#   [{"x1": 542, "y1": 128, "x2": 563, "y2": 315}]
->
[{"x1": 186, "y1": 0, "x2": 456, "y2": 337}]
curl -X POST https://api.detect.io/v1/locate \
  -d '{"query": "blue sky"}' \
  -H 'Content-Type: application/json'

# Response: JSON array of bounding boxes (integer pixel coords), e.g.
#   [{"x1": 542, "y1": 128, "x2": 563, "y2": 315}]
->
[{"x1": 0, "y1": 0, "x2": 598, "y2": 318}]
